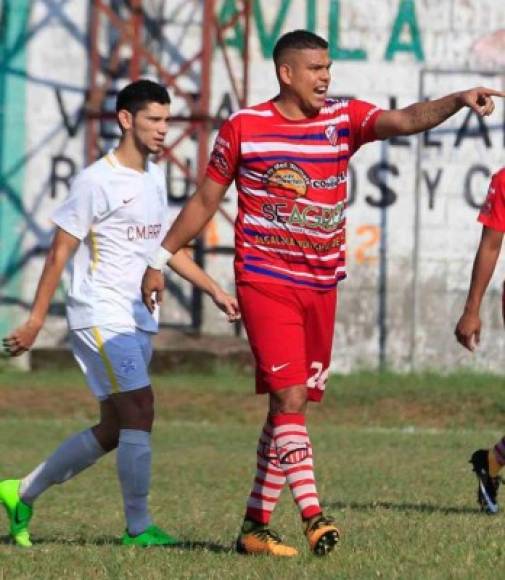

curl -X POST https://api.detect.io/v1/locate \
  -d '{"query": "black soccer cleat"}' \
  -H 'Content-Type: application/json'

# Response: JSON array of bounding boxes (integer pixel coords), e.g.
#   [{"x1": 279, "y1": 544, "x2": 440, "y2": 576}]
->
[{"x1": 469, "y1": 449, "x2": 501, "y2": 515}]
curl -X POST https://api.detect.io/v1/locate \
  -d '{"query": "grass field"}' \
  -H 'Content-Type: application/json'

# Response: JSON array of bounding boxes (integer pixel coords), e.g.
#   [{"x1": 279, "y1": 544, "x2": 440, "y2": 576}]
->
[{"x1": 1, "y1": 365, "x2": 505, "y2": 579}]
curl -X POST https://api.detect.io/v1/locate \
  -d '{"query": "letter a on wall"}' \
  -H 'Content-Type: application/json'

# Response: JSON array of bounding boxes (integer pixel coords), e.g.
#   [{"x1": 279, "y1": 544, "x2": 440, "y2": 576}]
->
[{"x1": 385, "y1": 0, "x2": 424, "y2": 61}]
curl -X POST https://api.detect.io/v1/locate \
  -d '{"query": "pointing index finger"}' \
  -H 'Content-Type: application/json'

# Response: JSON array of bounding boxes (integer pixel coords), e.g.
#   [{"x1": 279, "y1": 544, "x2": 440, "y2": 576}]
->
[{"x1": 479, "y1": 88, "x2": 505, "y2": 98}]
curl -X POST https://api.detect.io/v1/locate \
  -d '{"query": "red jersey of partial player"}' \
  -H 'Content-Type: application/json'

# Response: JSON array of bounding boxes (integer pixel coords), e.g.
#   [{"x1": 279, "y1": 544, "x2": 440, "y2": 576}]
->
[
  {"x1": 478, "y1": 168, "x2": 505, "y2": 232},
  {"x1": 206, "y1": 98, "x2": 383, "y2": 290}
]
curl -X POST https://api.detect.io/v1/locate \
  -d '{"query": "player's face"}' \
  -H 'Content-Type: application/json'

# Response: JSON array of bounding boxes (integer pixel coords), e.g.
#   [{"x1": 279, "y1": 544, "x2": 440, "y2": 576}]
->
[
  {"x1": 280, "y1": 48, "x2": 332, "y2": 116},
  {"x1": 131, "y1": 102, "x2": 170, "y2": 154}
]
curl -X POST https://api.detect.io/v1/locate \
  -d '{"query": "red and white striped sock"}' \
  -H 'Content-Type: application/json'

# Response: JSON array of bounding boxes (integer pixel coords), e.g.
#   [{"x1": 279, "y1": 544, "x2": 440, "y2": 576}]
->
[
  {"x1": 271, "y1": 413, "x2": 322, "y2": 521},
  {"x1": 245, "y1": 420, "x2": 286, "y2": 524}
]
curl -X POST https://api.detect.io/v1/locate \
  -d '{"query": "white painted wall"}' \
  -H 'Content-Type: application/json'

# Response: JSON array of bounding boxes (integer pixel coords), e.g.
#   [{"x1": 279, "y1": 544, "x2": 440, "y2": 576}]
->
[{"x1": 17, "y1": 1, "x2": 505, "y2": 371}]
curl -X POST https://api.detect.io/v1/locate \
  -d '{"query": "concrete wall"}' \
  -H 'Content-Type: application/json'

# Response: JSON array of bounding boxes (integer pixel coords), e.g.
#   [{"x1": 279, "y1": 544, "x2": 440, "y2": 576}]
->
[{"x1": 1, "y1": 0, "x2": 505, "y2": 372}]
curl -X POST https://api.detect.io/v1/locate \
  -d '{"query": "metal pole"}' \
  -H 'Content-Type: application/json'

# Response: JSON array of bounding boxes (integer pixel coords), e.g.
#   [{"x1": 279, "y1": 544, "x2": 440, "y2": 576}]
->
[
  {"x1": 198, "y1": 0, "x2": 213, "y2": 181},
  {"x1": 242, "y1": 0, "x2": 251, "y2": 107},
  {"x1": 409, "y1": 68, "x2": 425, "y2": 370},
  {"x1": 191, "y1": 238, "x2": 205, "y2": 331},
  {"x1": 191, "y1": 0, "x2": 215, "y2": 332},
  {"x1": 378, "y1": 142, "x2": 389, "y2": 371},
  {"x1": 86, "y1": 3, "x2": 100, "y2": 163},
  {"x1": 129, "y1": 0, "x2": 144, "y2": 80}
]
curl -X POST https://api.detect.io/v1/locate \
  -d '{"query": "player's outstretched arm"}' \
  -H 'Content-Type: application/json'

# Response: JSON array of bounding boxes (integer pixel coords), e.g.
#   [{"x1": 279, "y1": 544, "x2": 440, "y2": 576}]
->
[
  {"x1": 375, "y1": 87, "x2": 505, "y2": 139},
  {"x1": 2, "y1": 228, "x2": 79, "y2": 357},
  {"x1": 142, "y1": 176, "x2": 229, "y2": 312},
  {"x1": 455, "y1": 226, "x2": 504, "y2": 352},
  {"x1": 168, "y1": 250, "x2": 240, "y2": 322}
]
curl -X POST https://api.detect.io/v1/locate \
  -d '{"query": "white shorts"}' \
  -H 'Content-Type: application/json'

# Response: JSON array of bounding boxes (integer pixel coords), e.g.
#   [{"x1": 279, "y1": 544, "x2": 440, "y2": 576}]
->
[{"x1": 70, "y1": 327, "x2": 153, "y2": 400}]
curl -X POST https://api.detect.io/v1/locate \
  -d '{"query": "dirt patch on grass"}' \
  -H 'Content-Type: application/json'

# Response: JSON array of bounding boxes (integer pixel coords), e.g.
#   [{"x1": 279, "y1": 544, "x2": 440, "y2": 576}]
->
[
  {"x1": 314, "y1": 396, "x2": 491, "y2": 429},
  {"x1": 0, "y1": 388, "x2": 98, "y2": 417},
  {"x1": 0, "y1": 384, "x2": 498, "y2": 429}
]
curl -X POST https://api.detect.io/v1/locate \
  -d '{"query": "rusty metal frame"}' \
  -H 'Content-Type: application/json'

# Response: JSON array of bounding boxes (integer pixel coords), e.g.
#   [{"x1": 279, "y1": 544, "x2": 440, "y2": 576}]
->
[
  {"x1": 86, "y1": 0, "x2": 251, "y2": 191},
  {"x1": 86, "y1": 0, "x2": 250, "y2": 331}
]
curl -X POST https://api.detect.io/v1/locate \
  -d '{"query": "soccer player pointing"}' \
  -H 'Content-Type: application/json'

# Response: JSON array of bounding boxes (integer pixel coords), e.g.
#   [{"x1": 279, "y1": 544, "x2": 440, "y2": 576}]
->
[
  {"x1": 1, "y1": 80, "x2": 239, "y2": 547},
  {"x1": 143, "y1": 30, "x2": 504, "y2": 556}
]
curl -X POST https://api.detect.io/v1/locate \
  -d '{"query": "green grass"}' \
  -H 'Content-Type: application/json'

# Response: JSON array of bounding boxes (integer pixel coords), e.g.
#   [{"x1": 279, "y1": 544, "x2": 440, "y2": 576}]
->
[{"x1": 1, "y1": 367, "x2": 505, "y2": 578}]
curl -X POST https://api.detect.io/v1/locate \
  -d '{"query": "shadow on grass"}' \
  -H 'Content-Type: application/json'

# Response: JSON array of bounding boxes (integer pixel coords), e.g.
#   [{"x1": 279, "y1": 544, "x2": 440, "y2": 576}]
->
[
  {"x1": 0, "y1": 534, "x2": 123, "y2": 547},
  {"x1": 0, "y1": 534, "x2": 232, "y2": 553},
  {"x1": 323, "y1": 500, "x2": 480, "y2": 515}
]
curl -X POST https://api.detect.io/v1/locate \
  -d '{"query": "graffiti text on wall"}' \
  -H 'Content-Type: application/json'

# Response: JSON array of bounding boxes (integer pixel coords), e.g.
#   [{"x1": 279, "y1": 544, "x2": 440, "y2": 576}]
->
[
  {"x1": 51, "y1": 88, "x2": 504, "y2": 215},
  {"x1": 219, "y1": 0, "x2": 424, "y2": 62}
]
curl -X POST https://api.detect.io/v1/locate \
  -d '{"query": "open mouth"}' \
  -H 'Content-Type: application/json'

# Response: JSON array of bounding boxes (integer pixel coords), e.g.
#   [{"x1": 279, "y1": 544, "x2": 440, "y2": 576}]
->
[{"x1": 314, "y1": 86, "x2": 327, "y2": 98}]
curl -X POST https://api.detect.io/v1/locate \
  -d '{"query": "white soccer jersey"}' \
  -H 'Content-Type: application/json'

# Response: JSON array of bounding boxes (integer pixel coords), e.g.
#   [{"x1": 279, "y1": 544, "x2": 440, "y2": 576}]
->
[{"x1": 52, "y1": 151, "x2": 173, "y2": 332}]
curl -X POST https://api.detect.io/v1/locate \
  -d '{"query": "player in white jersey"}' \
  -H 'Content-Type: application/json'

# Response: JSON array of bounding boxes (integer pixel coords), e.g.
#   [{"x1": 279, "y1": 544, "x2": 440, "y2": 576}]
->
[{"x1": 0, "y1": 80, "x2": 240, "y2": 547}]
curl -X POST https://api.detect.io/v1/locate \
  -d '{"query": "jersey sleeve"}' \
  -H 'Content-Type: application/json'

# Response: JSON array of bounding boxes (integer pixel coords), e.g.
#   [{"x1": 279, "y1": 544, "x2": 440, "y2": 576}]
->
[
  {"x1": 205, "y1": 119, "x2": 240, "y2": 186},
  {"x1": 478, "y1": 172, "x2": 505, "y2": 232},
  {"x1": 348, "y1": 99, "x2": 384, "y2": 155},
  {"x1": 52, "y1": 175, "x2": 105, "y2": 240}
]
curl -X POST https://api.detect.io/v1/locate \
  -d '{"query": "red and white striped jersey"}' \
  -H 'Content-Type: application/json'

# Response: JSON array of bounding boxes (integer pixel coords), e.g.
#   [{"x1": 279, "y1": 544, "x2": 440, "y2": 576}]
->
[
  {"x1": 479, "y1": 168, "x2": 505, "y2": 232},
  {"x1": 206, "y1": 98, "x2": 383, "y2": 290}
]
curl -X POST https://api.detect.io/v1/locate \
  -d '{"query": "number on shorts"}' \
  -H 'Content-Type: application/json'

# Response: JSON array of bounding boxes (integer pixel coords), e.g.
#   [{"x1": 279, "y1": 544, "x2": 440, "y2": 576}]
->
[{"x1": 307, "y1": 361, "x2": 329, "y2": 391}]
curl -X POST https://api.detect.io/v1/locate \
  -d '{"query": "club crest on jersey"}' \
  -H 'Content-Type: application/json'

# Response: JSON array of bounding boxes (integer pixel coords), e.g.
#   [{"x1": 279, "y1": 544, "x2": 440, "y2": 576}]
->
[
  {"x1": 263, "y1": 162, "x2": 310, "y2": 198},
  {"x1": 325, "y1": 124, "x2": 339, "y2": 146},
  {"x1": 120, "y1": 357, "x2": 137, "y2": 374}
]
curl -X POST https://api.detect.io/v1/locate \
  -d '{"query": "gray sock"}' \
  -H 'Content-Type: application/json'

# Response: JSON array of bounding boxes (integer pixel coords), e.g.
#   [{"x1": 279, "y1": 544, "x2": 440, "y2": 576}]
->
[
  {"x1": 20, "y1": 428, "x2": 106, "y2": 504},
  {"x1": 116, "y1": 429, "x2": 152, "y2": 536}
]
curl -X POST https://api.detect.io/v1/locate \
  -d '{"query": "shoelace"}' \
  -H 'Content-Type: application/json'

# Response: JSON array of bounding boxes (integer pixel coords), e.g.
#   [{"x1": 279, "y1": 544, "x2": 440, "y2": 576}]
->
[
  {"x1": 309, "y1": 515, "x2": 336, "y2": 530},
  {"x1": 251, "y1": 527, "x2": 283, "y2": 544}
]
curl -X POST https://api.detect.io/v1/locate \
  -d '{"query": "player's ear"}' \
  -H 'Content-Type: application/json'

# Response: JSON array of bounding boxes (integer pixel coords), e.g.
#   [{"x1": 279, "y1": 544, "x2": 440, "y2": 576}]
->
[
  {"x1": 117, "y1": 109, "x2": 133, "y2": 132},
  {"x1": 278, "y1": 63, "x2": 293, "y2": 86}
]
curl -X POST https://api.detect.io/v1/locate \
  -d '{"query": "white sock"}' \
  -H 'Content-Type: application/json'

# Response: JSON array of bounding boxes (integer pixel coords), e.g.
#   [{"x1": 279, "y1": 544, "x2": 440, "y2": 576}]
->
[
  {"x1": 20, "y1": 428, "x2": 106, "y2": 504},
  {"x1": 117, "y1": 429, "x2": 152, "y2": 536}
]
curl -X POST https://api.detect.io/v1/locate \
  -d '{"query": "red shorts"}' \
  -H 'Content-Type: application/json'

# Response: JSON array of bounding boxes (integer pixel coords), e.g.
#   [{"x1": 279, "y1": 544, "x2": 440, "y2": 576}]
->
[{"x1": 237, "y1": 282, "x2": 337, "y2": 402}]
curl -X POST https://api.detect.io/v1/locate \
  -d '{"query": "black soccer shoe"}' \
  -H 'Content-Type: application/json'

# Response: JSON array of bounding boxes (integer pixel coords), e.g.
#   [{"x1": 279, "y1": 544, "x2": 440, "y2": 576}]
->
[{"x1": 469, "y1": 449, "x2": 501, "y2": 515}]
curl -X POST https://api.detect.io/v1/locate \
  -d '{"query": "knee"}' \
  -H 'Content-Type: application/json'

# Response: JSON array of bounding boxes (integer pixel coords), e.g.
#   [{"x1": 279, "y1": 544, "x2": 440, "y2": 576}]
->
[
  {"x1": 280, "y1": 397, "x2": 307, "y2": 414},
  {"x1": 135, "y1": 404, "x2": 154, "y2": 428},
  {"x1": 131, "y1": 391, "x2": 154, "y2": 426},
  {"x1": 118, "y1": 387, "x2": 155, "y2": 431},
  {"x1": 93, "y1": 421, "x2": 120, "y2": 452},
  {"x1": 270, "y1": 387, "x2": 307, "y2": 415}
]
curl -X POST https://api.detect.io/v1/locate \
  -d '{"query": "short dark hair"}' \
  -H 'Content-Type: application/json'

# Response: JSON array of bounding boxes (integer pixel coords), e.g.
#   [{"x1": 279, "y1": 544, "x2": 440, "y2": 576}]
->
[
  {"x1": 116, "y1": 79, "x2": 170, "y2": 115},
  {"x1": 273, "y1": 30, "x2": 328, "y2": 66}
]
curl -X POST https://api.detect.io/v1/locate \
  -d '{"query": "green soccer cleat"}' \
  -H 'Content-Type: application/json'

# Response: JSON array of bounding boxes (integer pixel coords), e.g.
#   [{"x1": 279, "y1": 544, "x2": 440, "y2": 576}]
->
[
  {"x1": 121, "y1": 524, "x2": 179, "y2": 547},
  {"x1": 0, "y1": 479, "x2": 33, "y2": 547}
]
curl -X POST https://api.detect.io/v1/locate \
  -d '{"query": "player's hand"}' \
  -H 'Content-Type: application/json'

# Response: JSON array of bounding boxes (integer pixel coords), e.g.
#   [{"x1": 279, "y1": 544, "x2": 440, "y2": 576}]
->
[
  {"x1": 458, "y1": 87, "x2": 505, "y2": 117},
  {"x1": 210, "y1": 287, "x2": 241, "y2": 322},
  {"x1": 454, "y1": 311, "x2": 481, "y2": 351},
  {"x1": 2, "y1": 320, "x2": 42, "y2": 357},
  {"x1": 141, "y1": 267, "x2": 165, "y2": 313}
]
